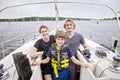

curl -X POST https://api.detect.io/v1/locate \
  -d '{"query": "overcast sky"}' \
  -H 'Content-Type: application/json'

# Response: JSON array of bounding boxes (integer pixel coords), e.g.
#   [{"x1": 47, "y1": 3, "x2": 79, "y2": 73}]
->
[{"x1": 0, "y1": 0, "x2": 120, "y2": 19}]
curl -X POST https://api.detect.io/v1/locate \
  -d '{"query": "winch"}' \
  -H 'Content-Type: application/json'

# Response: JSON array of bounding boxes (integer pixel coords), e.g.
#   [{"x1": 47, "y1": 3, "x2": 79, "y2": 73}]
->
[
  {"x1": 109, "y1": 56, "x2": 120, "y2": 73},
  {"x1": 0, "y1": 64, "x2": 10, "y2": 80},
  {"x1": 108, "y1": 38, "x2": 120, "y2": 73}
]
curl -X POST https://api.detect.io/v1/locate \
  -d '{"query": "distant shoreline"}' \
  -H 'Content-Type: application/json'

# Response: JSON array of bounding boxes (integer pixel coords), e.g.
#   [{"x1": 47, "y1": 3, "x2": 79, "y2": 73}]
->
[{"x1": 0, "y1": 16, "x2": 119, "y2": 22}]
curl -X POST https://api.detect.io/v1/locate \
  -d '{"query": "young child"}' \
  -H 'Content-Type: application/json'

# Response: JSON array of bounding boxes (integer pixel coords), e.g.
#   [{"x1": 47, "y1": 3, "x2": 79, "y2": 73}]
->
[{"x1": 33, "y1": 30, "x2": 89, "y2": 80}]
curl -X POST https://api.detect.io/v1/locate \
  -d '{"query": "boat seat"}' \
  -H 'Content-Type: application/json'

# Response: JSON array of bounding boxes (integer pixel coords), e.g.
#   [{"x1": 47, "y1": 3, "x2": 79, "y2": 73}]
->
[{"x1": 12, "y1": 52, "x2": 32, "y2": 80}]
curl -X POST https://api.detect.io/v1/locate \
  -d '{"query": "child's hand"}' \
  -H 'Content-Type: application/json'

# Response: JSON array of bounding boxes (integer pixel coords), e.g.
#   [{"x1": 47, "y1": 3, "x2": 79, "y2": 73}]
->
[
  {"x1": 81, "y1": 63, "x2": 90, "y2": 68},
  {"x1": 32, "y1": 61, "x2": 42, "y2": 66}
]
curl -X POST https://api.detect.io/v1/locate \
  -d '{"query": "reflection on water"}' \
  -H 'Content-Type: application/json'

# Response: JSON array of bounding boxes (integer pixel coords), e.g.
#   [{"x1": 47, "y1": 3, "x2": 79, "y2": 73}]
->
[{"x1": 0, "y1": 21, "x2": 120, "y2": 59}]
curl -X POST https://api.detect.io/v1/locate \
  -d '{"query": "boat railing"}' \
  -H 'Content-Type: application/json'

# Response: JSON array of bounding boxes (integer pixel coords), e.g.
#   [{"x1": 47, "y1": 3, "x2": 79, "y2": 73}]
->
[
  {"x1": 81, "y1": 30, "x2": 120, "y2": 53},
  {"x1": 0, "y1": 33, "x2": 39, "y2": 60}
]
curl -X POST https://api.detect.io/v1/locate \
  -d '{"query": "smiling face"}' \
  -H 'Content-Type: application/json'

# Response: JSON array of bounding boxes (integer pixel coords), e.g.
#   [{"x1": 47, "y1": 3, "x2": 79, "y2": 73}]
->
[
  {"x1": 64, "y1": 19, "x2": 76, "y2": 33},
  {"x1": 40, "y1": 28, "x2": 49, "y2": 38},
  {"x1": 56, "y1": 38, "x2": 65, "y2": 47},
  {"x1": 55, "y1": 30, "x2": 67, "y2": 48},
  {"x1": 39, "y1": 25, "x2": 49, "y2": 39},
  {"x1": 64, "y1": 21, "x2": 75, "y2": 32}
]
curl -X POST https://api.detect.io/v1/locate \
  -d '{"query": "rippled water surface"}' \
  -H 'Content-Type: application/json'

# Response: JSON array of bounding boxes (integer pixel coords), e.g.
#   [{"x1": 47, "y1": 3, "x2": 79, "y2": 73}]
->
[{"x1": 0, "y1": 21, "x2": 120, "y2": 59}]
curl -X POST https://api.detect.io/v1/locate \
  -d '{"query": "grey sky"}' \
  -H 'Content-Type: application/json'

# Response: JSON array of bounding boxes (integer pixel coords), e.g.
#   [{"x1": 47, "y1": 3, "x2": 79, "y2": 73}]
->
[{"x1": 0, "y1": 0, "x2": 120, "y2": 19}]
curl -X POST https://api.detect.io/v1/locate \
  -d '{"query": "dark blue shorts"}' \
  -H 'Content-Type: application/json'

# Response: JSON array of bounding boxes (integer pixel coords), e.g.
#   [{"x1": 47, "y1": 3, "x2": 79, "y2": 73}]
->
[{"x1": 53, "y1": 68, "x2": 70, "y2": 80}]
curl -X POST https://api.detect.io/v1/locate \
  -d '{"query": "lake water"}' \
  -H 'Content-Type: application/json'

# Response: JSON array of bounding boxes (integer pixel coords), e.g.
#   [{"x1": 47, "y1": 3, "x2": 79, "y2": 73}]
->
[{"x1": 0, "y1": 20, "x2": 120, "y2": 59}]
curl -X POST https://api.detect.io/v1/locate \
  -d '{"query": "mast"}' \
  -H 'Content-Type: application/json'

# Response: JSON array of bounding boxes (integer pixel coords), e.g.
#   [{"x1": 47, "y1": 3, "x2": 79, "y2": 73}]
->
[{"x1": 54, "y1": 0, "x2": 59, "y2": 30}]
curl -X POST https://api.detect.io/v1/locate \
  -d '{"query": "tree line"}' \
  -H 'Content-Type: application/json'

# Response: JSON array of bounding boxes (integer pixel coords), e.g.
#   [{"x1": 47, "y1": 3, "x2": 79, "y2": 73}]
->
[
  {"x1": 0, "y1": 16, "x2": 119, "y2": 22},
  {"x1": 0, "y1": 17, "x2": 90, "y2": 22}
]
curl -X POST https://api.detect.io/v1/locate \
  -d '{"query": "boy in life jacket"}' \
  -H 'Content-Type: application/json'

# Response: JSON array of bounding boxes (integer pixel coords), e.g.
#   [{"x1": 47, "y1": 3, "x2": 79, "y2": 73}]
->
[{"x1": 33, "y1": 30, "x2": 90, "y2": 80}]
